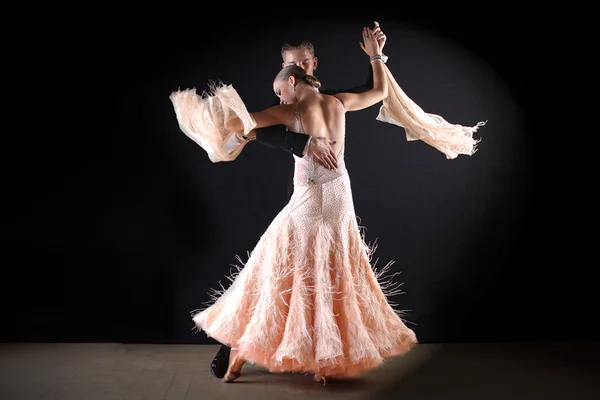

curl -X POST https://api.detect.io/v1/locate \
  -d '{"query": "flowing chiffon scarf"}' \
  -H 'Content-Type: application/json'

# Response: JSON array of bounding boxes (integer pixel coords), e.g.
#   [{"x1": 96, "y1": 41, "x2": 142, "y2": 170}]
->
[{"x1": 169, "y1": 66, "x2": 485, "y2": 162}]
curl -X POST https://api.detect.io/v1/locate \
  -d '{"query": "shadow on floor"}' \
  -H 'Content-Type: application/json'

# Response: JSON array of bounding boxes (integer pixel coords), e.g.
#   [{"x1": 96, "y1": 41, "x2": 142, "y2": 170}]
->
[{"x1": 370, "y1": 343, "x2": 600, "y2": 400}]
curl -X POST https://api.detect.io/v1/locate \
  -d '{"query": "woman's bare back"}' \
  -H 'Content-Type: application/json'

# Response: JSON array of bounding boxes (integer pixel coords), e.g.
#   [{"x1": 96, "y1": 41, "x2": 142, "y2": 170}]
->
[{"x1": 294, "y1": 93, "x2": 346, "y2": 157}]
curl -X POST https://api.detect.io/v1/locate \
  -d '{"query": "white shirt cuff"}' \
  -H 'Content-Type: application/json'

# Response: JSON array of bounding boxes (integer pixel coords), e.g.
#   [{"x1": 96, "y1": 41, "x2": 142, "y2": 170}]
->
[
  {"x1": 302, "y1": 136, "x2": 312, "y2": 156},
  {"x1": 224, "y1": 133, "x2": 246, "y2": 154}
]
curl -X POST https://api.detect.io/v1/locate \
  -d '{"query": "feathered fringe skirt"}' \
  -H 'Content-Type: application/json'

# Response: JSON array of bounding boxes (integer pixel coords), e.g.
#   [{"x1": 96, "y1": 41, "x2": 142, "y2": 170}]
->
[{"x1": 192, "y1": 174, "x2": 417, "y2": 378}]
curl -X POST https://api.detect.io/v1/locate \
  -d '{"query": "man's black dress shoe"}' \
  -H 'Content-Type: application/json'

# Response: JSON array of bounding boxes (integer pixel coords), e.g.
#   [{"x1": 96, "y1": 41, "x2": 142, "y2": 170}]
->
[{"x1": 210, "y1": 344, "x2": 231, "y2": 378}]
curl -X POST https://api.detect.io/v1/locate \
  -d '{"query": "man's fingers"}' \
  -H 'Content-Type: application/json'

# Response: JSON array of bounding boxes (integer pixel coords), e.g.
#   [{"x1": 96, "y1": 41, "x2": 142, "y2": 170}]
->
[
  {"x1": 313, "y1": 140, "x2": 338, "y2": 169},
  {"x1": 327, "y1": 143, "x2": 338, "y2": 168},
  {"x1": 373, "y1": 22, "x2": 382, "y2": 37},
  {"x1": 328, "y1": 153, "x2": 339, "y2": 169},
  {"x1": 314, "y1": 152, "x2": 338, "y2": 170},
  {"x1": 326, "y1": 157, "x2": 336, "y2": 170},
  {"x1": 320, "y1": 152, "x2": 334, "y2": 169},
  {"x1": 318, "y1": 154, "x2": 332, "y2": 170}
]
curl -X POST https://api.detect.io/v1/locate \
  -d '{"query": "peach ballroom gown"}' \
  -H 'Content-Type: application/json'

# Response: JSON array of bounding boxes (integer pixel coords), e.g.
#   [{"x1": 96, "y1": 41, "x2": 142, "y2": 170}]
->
[{"x1": 175, "y1": 91, "x2": 418, "y2": 378}]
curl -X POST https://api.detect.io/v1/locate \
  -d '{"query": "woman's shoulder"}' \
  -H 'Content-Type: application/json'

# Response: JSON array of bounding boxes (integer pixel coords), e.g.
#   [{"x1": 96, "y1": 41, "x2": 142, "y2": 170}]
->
[{"x1": 323, "y1": 93, "x2": 345, "y2": 111}]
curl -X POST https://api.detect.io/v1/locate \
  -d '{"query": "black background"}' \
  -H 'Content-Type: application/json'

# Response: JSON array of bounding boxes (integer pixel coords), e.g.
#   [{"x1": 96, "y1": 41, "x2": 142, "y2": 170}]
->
[{"x1": 3, "y1": 8, "x2": 595, "y2": 346}]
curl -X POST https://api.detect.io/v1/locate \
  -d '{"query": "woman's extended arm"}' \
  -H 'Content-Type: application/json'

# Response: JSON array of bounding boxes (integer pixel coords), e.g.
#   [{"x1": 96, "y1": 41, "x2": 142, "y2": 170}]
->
[
  {"x1": 226, "y1": 104, "x2": 295, "y2": 134},
  {"x1": 333, "y1": 27, "x2": 387, "y2": 112},
  {"x1": 334, "y1": 57, "x2": 387, "y2": 112}
]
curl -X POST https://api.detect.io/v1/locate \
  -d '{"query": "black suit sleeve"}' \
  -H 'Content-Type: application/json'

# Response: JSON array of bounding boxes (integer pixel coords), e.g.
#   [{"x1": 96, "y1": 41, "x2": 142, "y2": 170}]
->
[
  {"x1": 255, "y1": 125, "x2": 310, "y2": 157},
  {"x1": 254, "y1": 97, "x2": 310, "y2": 158}
]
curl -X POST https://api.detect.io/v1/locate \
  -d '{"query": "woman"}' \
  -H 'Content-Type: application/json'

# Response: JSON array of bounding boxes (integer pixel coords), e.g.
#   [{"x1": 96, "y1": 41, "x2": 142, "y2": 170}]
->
[{"x1": 171, "y1": 27, "x2": 417, "y2": 384}]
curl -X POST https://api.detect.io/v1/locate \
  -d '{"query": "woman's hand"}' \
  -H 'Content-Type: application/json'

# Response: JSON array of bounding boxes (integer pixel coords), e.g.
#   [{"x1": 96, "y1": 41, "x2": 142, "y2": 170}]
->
[{"x1": 359, "y1": 26, "x2": 382, "y2": 58}]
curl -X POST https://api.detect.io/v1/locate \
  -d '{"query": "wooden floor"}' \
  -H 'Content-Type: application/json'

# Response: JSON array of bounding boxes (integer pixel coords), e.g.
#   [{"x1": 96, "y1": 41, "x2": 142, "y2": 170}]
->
[{"x1": 1, "y1": 342, "x2": 598, "y2": 400}]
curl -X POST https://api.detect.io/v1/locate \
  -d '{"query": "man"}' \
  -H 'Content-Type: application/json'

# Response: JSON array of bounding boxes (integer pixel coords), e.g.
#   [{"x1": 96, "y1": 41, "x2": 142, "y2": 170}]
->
[{"x1": 209, "y1": 21, "x2": 389, "y2": 378}]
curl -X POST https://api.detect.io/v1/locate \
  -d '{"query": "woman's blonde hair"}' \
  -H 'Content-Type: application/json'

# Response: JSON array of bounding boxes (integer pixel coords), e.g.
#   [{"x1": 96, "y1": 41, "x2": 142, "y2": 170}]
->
[{"x1": 274, "y1": 65, "x2": 321, "y2": 89}]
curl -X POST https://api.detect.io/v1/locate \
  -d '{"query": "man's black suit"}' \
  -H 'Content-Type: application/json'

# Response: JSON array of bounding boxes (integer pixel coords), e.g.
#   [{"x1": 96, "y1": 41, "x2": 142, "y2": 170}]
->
[{"x1": 210, "y1": 61, "x2": 380, "y2": 379}]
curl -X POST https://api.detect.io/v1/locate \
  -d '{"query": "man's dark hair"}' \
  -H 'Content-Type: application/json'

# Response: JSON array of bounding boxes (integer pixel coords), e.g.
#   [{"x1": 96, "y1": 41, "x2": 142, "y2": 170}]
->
[{"x1": 280, "y1": 40, "x2": 315, "y2": 60}]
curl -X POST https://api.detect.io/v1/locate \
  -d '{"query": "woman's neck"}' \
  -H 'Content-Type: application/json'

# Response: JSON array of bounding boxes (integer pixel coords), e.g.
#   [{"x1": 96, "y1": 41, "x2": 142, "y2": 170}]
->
[{"x1": 296, "y1": 85, "x2": 319, "y2": 102}]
